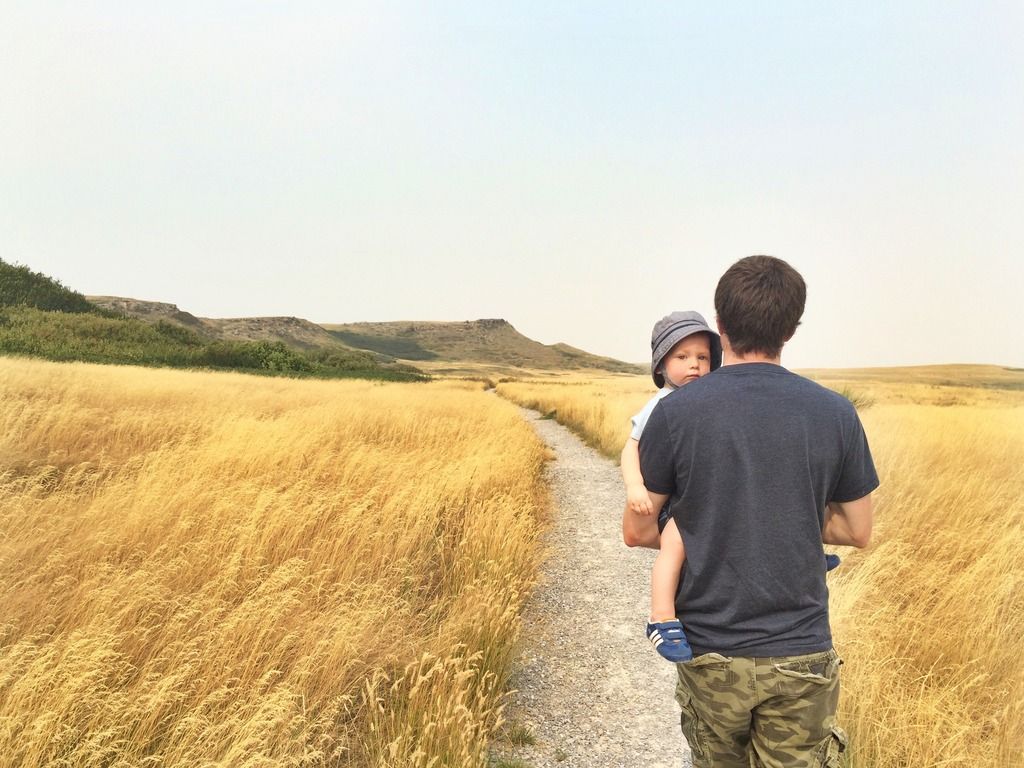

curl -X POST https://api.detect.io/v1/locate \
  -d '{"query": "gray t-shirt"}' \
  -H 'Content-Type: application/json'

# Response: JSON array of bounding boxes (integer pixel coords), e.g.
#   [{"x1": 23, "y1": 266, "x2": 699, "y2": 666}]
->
[{"x1": 639, "y1": 363, "x2": 878, "y2": 657}]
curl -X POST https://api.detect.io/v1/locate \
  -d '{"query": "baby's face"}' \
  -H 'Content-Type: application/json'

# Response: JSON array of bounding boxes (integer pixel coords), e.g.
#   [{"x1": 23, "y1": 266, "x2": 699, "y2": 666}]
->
[{"x1": 662, "y1": 333, "x2": 712, "y2": 388}]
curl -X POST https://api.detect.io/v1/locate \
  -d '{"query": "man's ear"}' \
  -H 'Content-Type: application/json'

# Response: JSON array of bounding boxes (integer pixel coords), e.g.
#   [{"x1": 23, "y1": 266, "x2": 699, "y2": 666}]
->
[{"x1": 715, "y1": 316, "x2": 724, "y2": 335}]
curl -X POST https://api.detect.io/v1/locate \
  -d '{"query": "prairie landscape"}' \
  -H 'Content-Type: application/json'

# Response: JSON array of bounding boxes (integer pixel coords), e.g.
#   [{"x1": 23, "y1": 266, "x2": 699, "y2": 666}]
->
[
  {"x1": 497, "y1": 365, "x2": 1024, "y2": 768},
  {"x1": 0, "y1": 358, "x2": 548, "y2": 767},
  {"x1": 1, "y1": 357, "x2": 1022, "y2": 768}
]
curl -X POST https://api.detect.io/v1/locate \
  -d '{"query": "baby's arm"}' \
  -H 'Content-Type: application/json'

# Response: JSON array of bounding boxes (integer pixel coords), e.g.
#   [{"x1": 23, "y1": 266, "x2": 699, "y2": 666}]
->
[{"x1": 621, "y1": 437, "x2": 654, "y2": 516}]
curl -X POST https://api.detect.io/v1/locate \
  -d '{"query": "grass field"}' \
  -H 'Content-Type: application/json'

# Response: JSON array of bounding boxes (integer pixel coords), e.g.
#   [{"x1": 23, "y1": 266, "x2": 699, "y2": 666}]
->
[
  {"x1": 0, "y1": 358, "x2": 548, "y2": 767},
  {"x1": 3, "y1": 357, "x2": 1021, "y2": 767},
  {"x1": 497, "y1": 365, "x2": 1024, "y2": 768}
]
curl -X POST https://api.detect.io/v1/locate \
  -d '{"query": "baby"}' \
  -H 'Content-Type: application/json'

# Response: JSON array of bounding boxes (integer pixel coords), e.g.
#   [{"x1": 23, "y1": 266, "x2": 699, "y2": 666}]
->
[{"x1": 621, "y1": 311, "x2": 720, "y2": 662}]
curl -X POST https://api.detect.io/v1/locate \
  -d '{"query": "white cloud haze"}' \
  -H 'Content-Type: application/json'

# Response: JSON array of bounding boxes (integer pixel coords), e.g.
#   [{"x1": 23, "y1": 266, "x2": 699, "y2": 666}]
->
[{"x1": 3, "y1": 2, "x2": 1022, "y2": 367}]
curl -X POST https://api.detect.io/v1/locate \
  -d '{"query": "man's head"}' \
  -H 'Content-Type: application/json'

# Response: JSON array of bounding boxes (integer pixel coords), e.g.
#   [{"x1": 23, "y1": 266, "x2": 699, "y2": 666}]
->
[
  {"x1": 714, "y1": 255, "x2": 806, "y2": 359},
  {"x1": 650, "y1": 310, "x2": 722, "y2": 388}
]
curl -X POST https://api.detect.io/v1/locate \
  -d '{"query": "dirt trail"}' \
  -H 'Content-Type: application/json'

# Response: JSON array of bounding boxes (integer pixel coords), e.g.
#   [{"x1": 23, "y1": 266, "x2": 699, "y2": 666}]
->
[{"x1": 496, "y1": 407, "x2": 691, "y2": 768}]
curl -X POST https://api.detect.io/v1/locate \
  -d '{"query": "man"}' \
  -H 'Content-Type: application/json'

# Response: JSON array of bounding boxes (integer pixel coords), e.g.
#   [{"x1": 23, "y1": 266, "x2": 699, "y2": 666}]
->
[{"x1": 622, "y1": 255, "x2": 877, "y2": 768}]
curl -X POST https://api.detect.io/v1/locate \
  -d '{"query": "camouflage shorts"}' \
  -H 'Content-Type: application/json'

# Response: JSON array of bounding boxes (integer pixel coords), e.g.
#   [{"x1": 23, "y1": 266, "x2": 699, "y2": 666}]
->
[{"x1": 675, "y1": 648, "x2": 848, "y2": 768}]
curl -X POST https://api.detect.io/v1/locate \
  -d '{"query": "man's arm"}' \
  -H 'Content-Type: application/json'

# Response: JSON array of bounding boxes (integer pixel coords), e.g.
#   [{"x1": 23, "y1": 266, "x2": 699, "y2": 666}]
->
[
  {"x1": 623, "y1": 490, "x2": 670, "y2": 549},
  {"x1": 626, "y1": 403, "x2": 675, "y2": 548},
  {"x1": 823, "y1": 495, "x2": 874, "y2": 548}
]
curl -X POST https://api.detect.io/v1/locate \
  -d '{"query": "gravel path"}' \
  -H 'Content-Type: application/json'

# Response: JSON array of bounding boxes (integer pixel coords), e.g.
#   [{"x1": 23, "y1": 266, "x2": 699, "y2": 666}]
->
[{"x1": 495, "y1": 408, "x2": 692, "y2": 768}]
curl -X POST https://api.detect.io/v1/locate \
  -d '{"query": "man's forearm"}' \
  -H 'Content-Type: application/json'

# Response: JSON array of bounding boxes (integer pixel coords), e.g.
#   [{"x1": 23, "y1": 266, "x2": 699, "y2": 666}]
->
[
  {"x1": 822, "y1": 511, "x2": 858, "y2": 546},
  {"x1": 622, "y1": 490, "x2": 670, "y2": 549},
  {"x1": 622, "y1": 502, "x2": 661, "y2": 549},
  {"x1": 822, "y1": 499, "x2": 873, "y2": 548}
]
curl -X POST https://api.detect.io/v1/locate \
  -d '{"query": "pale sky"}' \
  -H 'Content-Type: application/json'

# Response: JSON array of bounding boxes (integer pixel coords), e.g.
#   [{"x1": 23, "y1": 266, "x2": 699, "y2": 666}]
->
[{"x1": 3, "y1": 2, "x2": 1022, "y2": 368}]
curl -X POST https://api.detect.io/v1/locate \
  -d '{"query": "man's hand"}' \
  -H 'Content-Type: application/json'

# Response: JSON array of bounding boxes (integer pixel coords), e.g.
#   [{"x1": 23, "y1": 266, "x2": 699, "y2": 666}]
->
[{"x1": 627, "y1": 483, "x2": 655, "y2": 516}]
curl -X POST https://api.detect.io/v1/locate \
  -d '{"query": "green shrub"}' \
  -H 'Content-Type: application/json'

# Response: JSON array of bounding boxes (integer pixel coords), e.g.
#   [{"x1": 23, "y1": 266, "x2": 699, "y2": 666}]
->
[
  {"x1": 0, "y1": 261, "x2": 428, "y2": 383},
  {"x1": 0, "y1": 306, "x2": 427, "y2": 382},
  {"x1": 0, "y1": 260, "x2": 95, "y2": 313},
  {"x1": 154, "y1": 320, "x2": 206, "y2": 347},
  {"x1": 193, "y1": 340, "x2": 314, "y2": 373}
]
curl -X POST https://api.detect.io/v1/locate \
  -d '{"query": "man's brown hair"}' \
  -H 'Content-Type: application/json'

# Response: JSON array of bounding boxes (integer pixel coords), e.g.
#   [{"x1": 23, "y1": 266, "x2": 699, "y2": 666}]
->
[{"x1": 714, "y1": 255, "x2": 806, "y2": 358}]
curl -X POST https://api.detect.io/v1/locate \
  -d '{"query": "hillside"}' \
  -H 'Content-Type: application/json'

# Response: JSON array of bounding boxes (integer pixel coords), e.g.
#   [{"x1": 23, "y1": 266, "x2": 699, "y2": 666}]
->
[
  {"x1": 88, "y1": 297, "x2": 344, "y2": 350},
  {"x1": 88, "y1": 299, "x2": 642, "y2": 376},
  {"x1": 10, "y1": 265, "x2": 640, "y2": 377},
  {"x1": 86, "y1": 296, "x2": 208, "y2": 329},
  {"x1": 323, "y1": 319, "x2": 642, "y2": 375},
  {"x1": 0, "y1": 262, "x2": 423, "y2": 381}
]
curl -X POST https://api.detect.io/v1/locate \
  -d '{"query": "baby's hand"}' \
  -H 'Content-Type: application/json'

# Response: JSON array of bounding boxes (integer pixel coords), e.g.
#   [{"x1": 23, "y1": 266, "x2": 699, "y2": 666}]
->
[{"x1": 627, "y1": 483, "x2": 655, "y2": 516}]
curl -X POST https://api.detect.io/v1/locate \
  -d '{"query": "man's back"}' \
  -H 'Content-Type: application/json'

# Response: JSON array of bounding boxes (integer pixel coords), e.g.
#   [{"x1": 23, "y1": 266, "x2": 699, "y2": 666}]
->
[{"x1": 639, "y1": 362, "x2": 878, "y2": 657}]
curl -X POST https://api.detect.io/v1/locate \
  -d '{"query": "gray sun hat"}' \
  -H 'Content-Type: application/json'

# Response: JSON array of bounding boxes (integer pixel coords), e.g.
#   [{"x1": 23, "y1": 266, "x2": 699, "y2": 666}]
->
[{"x1": 650, "y1": 310, "x2": 722, "y2": 388}]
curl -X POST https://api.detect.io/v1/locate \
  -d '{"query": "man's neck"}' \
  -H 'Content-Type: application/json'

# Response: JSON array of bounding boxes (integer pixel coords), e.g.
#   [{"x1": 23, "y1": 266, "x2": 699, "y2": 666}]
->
[{"x1": 722, "y1": 351, "x2": 782, "y2": 367}]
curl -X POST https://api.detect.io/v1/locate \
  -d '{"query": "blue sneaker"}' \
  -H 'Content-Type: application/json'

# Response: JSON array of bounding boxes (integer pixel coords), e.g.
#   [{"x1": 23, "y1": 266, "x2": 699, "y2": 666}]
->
[
  {"x1": 825, "y1": 554, "x2": 841, "y2": 572},
  {"x1": 646, "y1": 619, "x2": 693, "y2": 662}
]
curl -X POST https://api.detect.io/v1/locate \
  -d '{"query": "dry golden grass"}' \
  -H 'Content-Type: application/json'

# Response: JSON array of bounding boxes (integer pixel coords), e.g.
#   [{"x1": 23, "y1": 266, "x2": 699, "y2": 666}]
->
[
  {"x1": 494, "y1": 365, "x2": 1024, "y2": 458},
  {"x1": 831, "y1": 403, "x2": 1024, "y2": 768},
  {"x1": 497, "y1": 368, "x2": 1024, "y2": 768},
  {"x1": 0, "y1": 358, "x2": 548, "y2": 767},
  {"x1": 494, "y1": 375, "x2": 652, "y2": 458},
  {"x1": 799, "y1": 364, "x2": 1024, "y2": 410}
]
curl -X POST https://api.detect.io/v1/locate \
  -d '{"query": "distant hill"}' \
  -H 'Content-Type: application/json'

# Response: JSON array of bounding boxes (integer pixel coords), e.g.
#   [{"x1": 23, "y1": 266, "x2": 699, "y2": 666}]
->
[
  {"x1": 0, "y1": 261, "x2": 423, "y2": 382},
  {"x1": 86, "y1": 296, "x2": 209, "y2": 331},
  {"x1": 89, "y1": 297, "x2": 345, "y2": 350},
  {"x1": 4, "y1": 263, "x2": 639, "y2": 377},
  {"x1": 322, "y1": 319, "x2": 643, "y2": 374},
  {"x1": 89, "y1": 301, "x2": 641, "y2": 375}
]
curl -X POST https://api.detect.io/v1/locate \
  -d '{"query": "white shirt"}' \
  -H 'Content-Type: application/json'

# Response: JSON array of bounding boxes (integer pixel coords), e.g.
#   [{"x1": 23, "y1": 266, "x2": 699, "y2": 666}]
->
[{"x1": 629, "y1": 387, "x2": 674, "y2": 441}]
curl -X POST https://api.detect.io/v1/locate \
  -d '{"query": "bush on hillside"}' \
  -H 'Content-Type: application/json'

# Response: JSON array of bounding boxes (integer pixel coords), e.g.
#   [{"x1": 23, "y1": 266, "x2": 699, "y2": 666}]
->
[
  {"x1": 0, "y1": 306, "x2": 427, "y2": 381},
  {"x1": 193, "y1": 341, "x2": 315, "y2": 373},
  {"x1": 0, "y1": 260, "x2": 96, "y2": 313},
  {"x1": 153, "y1": 320, "x2": 207, "y2": 347},
  {"x1": 0, "y1": 306, "x2": 193, "y2": 364}
]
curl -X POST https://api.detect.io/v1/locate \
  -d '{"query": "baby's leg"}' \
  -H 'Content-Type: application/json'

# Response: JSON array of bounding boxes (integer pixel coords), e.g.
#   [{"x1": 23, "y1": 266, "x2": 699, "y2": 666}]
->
[{"x1": 651, "y1": 517, "x2": 686, "y2": 621}]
